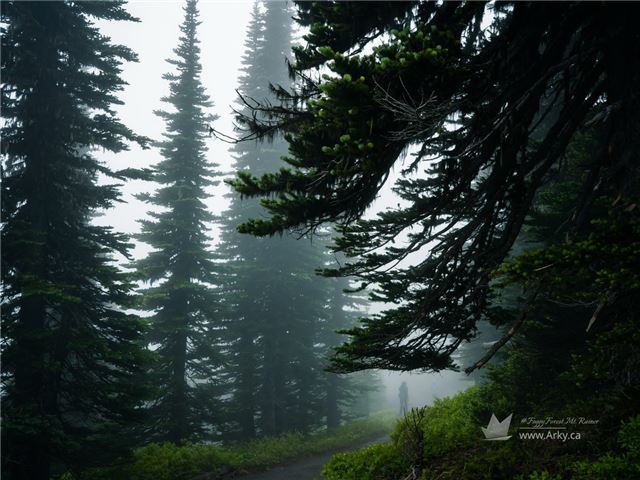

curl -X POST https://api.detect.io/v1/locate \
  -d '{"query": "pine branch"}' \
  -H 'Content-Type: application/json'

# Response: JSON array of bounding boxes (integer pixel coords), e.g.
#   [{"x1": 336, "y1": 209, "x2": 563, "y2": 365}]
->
[{"x1": 465, "y1": 286, "x2": 540, "y2": 375}]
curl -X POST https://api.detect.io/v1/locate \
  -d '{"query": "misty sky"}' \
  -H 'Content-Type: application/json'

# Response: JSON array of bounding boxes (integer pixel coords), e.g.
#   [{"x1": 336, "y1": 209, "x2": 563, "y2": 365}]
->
[
  {"x1": 96, "y1": 0, "x2": 405, "y2": 258},
  {"x1": 94, "y1": 0, "x2": 470, "y2": 409},
  {"x1": 95, "y1": 1, "x2": 253, "y2": 259}
]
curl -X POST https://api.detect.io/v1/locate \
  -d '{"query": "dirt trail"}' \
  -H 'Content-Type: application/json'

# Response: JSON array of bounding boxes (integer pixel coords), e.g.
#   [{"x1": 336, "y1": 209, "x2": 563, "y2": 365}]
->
[{"x1": 236, "y1": 434, "x2": 390, "y2": 480}]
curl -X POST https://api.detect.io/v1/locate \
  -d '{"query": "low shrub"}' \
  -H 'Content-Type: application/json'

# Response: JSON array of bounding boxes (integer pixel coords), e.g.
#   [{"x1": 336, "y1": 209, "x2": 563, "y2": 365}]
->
[
  {"x1": 392, "y1": 386, "x2": 483, "y2": 459},
  {"x1": 126, "y1": 443, "x2": 238, "y2": 480},
  {"x1": 618, "y1": 414, "x2": 640, "y2": 458},
  {"x1": 323, "y1": 388, "x2": 487, "y2": 480},
  {"x1": 513, "y1": 472, "x2": 562, "y2": 480},
  {"x1": 74, "y1": 442, "x2": 240, "y2": 480},
  {"x1": 571, "y1": 415, "x2": 640, "y2": 480},
  {"x1": 322, "y1": 442, "x2": 408, "y2": 480},
  {"x1": 63, "y1": 412, "x2": 394, "y2": 480}
]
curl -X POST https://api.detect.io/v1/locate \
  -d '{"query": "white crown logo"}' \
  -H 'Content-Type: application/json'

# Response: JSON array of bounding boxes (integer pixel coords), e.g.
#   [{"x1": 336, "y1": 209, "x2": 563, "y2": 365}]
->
[{"x1": 481, "y1": 413, "x2": 513, "y2": 441}]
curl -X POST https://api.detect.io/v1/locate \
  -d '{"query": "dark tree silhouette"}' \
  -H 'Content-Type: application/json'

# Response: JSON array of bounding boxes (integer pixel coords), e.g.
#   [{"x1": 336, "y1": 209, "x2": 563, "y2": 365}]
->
[
  {"x1": 1, "y1": 2, "x2": 151, "y2": 479},
  {"x1": 230, "y1": 1, "x2": 640, "y2": 373}
]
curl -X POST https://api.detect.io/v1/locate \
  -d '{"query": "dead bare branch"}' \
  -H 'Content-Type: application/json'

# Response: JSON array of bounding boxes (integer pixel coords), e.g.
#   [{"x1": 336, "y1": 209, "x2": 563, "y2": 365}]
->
[{"x1": 373, "y1": 79, "x2": 451, "y2": 142}]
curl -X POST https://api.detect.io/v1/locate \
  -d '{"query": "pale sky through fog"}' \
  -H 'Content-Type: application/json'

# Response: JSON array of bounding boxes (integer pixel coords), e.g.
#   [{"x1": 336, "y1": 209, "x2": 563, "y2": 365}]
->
[
  {"x1": 95, "y1": 0, "x2": 400, "y2": 261},
  {"x1": 95, "y1": 0, "x2": 254, "y2": 259}
]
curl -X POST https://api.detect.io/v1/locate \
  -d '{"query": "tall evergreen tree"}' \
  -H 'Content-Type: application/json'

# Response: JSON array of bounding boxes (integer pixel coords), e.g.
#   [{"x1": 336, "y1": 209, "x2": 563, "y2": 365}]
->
[
  {"x1": 220, "y1": 1, "x2": 332, "y2": 437},
  {"x1": 320, "y1": 276, "x2": 368, "y2": 429},
  {"x1": 484, "y1": 126, "x2": 640, "y2": 418},
  {"x1": 218, "y1": 2, "x2": 265, "y2": 440},
  {"x1": 135, "y1": 0, "x2": 222, "y2": 443},
  {"x1": 1, "y1": 2, "x2": 151, "y2": 479}
]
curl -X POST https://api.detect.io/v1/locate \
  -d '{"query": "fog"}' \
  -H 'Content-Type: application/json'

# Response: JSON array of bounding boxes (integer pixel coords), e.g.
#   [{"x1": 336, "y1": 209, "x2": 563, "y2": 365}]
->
[
  {"x1": 6, "y1": 2, "x2": 632, "y2": 478},
  {"x1": 95, "y1": 1, "x2": 252, "y2": 258},
  {"x1": 92, "y1": 0, "x2": 474, "y2": 415}
]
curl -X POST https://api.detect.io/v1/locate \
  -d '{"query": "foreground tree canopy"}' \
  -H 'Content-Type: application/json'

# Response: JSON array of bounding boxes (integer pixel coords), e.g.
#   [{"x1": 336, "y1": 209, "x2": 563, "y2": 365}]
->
[
  {"x1": 1, "y1": 2, "x2": 150, "y2": 479},
  {"x1": 231, "y1": 2, "x2": 640, "y2": 372}
]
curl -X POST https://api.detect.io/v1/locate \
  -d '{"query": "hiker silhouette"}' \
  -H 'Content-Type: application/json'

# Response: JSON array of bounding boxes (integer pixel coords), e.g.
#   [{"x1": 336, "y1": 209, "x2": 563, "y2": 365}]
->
[{"x1": 399, "y1": 381, "x2": 409, "y2": 415}]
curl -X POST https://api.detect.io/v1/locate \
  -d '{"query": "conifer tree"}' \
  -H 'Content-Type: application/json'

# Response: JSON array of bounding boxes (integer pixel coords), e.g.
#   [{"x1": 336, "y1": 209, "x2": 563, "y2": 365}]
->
[
  {"x1": 232, "y1": 1, "x2": 640, "y2": 375},
  {"x1": 135, "y1": 0, "x2": 222, "y2": 443},
  {"x1": 218, "y1": 1, "x2": 265, "y2": 440},
  {"x1": 220, "y1": 1, "x2": 330, "y2": 437},
  {"x1": 1, "y1": 2, "x2": 151, "y2": 479},
  {"x1": 320, "y1": 277, "x2": 366, "y2": 429}
]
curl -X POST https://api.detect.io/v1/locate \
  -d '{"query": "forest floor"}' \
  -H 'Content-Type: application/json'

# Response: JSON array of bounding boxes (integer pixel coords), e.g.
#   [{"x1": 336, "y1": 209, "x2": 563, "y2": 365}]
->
[{"x1": 235, "y1": 433, "x2": 390, "y2": 480}]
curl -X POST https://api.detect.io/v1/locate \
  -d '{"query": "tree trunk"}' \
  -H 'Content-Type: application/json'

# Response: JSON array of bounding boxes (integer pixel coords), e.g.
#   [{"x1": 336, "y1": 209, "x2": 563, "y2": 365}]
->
[{"x1": 326, "y1": 375, "x2": 340, "y2": 430}]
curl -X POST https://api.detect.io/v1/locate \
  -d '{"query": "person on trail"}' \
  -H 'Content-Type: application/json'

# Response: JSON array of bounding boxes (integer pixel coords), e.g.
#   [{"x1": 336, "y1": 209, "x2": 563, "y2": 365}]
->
[{"x1": 399, "y1": 381, "x2": 409, "y2": 415}]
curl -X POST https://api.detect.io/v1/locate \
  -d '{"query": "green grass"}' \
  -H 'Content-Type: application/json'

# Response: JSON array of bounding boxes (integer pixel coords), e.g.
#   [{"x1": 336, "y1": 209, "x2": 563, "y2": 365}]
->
[
  {"x1": 322, "y1": 389, "x2": 640, "y2": 480},
  {"x1": 322, "y1": 442, "x2": 408, "y2": 480},
  {"x1": 64, "y1": 412, "x2": 395, "y2": 480},
  {"x1": 322, "y1": 388, "x2": 485, "y2": 480},
  {"x1": 230, "y1": 412, "x2": 394, "y2": 470}
]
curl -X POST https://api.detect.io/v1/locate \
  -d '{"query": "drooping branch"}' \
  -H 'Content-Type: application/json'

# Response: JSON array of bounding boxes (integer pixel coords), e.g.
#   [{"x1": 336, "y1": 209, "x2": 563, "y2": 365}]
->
[{"x1": 465, "y1": 286, "x2": 540, "y2": 375}]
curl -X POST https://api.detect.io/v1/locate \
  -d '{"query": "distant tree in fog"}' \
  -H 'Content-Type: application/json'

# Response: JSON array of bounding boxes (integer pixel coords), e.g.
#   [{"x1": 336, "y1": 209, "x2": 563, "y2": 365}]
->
[{"x1": 135, "y1": 0, "x2": 224, "y2": 443}]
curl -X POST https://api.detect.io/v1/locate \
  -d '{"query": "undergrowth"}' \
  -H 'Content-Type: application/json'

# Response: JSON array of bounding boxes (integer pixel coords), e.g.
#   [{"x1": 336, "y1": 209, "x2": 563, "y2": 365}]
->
[
  {"x1": 61, "y1": 412, "x2": 394, "y2": 480},
  {"x1": 322, "y1": 388, "x2": 640, "y2": 480}
]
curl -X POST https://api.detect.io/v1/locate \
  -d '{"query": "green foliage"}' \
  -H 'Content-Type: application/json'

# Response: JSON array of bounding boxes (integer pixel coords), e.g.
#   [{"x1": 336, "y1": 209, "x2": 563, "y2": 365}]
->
[
  {"x1": 496, "y1": 208, "x2": 640, "y2": 300},
  {"x1": 95, "y1": 442, "x2": 236, "y2": 480},
  {"x1": 232, "y1": 0, "x2": 640, "y2": 378},
  {"x1": 135, "y1": 0, "x2": 223, "y2": 442},
  {"x1": 323, "y1": 390, "x2": 489, "y2": 480},
  {"x1": 571, "y1": 415, "x2": 640, "y2": 480},
  {"x1": 328, "y1": 395, "x2": 639, "y2": 480},
  {"x1": 572, "y1": 454, "x2": 639, "y2": 480},
  {"x1": 70, "y1": 414, "x2": 394, "y2": 480},
  {"x1": 392, "y1": 387, "x2": 483, "y2": 459},
  {"x1": 618, "y1": 416, "x2": 640, "y2": 458},
  {"x1": 421, "y1": 442, "x2": 547, "y2": 480},
  {"x1": 322, "y1": 443, "x2": 408, "y2": 480},
  {"x1": 327, "y1": 389, "x2": 526, "y2": 480},
  {"x1": 324, "y1": 394, "x2": 640, "y2": 480},
  {"x1": 513, "y1": 471, "x2": 562, "y2": 480},
  {"x1": 1, "y1": 1, "x2": 151, "y2": 477},
  {"x1": 569, "y1": 310, "x2": 640, "y2": 395}
]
